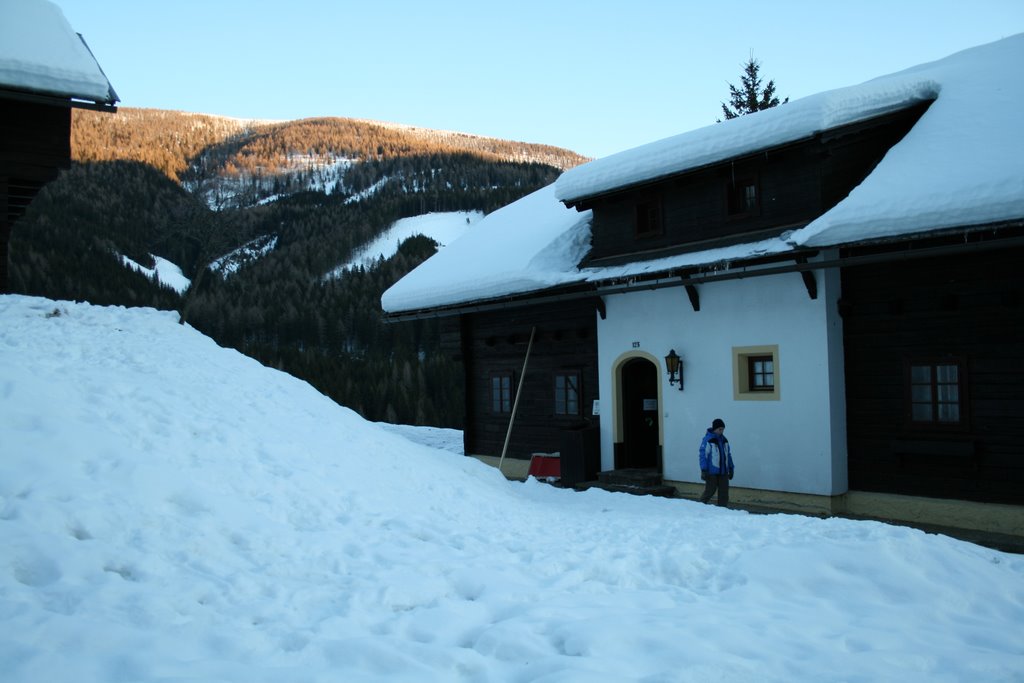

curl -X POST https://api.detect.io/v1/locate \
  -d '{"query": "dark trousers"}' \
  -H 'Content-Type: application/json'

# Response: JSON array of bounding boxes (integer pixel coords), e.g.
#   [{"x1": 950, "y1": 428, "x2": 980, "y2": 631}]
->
[{"x1": 699, "y1": 474, "x2": 730, "y2": 507}]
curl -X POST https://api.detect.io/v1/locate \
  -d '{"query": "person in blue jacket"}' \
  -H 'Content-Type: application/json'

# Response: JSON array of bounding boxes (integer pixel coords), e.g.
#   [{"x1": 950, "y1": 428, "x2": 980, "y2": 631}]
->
[{"x1": 698, "y1": 418, "x2": 734, "y2": 506}]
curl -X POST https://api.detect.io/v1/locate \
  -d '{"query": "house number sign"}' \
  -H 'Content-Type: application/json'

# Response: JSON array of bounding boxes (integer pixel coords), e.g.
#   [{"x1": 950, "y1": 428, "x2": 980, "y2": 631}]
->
[{"x1": 632, "y1": 341, "x2": 640, "y2": 348}]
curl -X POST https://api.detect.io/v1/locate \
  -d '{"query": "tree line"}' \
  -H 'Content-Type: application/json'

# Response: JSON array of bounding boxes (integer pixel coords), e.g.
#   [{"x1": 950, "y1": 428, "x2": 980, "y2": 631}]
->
[
  {"x1": 12, "y1": 112, "x2": 569, "y2": 427},
  {"x1": 72, "y1": 108, "x2": 588, "y2": 185}
]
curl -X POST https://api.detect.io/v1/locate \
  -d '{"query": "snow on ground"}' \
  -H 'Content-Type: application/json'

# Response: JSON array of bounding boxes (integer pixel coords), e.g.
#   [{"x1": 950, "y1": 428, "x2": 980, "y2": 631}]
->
[
  {"x1": 2, "y1": 295, "x2": 1023, "y2": 682},
  {"x1": 377, "y1": 422, "x2": 464, "y2": 455},
  {"x1": 326, "y1": 211, "x2": 483, "y2": 279}
]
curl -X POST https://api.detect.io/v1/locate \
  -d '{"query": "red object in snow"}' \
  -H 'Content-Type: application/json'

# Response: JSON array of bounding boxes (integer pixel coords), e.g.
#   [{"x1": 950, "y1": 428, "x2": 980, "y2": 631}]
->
[{"x1": 528, "y1": 453, "x2": 560, "y2": 480}]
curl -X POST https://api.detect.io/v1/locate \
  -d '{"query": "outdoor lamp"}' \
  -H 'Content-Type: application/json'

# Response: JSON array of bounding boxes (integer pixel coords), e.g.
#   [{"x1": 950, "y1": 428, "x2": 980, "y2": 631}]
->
[{"x1": 665, "y1": 349, "x2": 683, "y2": 390}]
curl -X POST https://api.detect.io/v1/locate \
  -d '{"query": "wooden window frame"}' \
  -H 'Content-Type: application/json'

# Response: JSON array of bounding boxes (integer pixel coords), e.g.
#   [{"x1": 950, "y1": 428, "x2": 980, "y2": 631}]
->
[
  {"x1": 746, "y1": 355, "x2": 775, "y2": 392},
  {"x1": 554, "y1": 371, "x2": 582, "y2": 417},
  {"x1": 726, "y1": 175, "x2": 759, "y2": 218},
  {"x1": 905, "y1": 358, "x2": 969, "y2": 431},
  {"x1": 635, "y1": 198, "x2": 663, "y2": 239},
  {"x1": 491, "y1": 371, "x2": 513, "y2": 414}
]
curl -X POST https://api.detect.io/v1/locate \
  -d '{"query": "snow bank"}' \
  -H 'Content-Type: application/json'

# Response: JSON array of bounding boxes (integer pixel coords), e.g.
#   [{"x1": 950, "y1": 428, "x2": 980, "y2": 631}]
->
[{"x1": 2, "y1": 295, "x2": 1023, "y2": 682}]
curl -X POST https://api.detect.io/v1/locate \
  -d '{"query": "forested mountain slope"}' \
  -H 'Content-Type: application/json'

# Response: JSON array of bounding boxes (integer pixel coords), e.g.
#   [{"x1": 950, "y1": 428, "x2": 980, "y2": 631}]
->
[{"x1": 11, "y1": 108, "x2": 588, "y2": 426}]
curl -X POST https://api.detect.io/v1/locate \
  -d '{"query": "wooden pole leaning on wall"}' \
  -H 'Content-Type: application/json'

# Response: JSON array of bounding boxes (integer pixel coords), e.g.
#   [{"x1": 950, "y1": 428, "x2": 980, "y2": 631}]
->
[{"x1": 498, "y1": 326, "x2": 536, "y2": 476}]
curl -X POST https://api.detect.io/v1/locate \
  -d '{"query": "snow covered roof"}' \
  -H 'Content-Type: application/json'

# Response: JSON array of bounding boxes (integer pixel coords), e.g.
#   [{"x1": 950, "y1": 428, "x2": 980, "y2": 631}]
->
[
  {"x1": 0, "y1": 0, "x2": 118, "y2": 106},
  {"x1": 383, "y1": 34, "x2": 1024, "y2": 315},
  {"x1": 381, "y1": 184, "x2": 592, "y2": 313}
]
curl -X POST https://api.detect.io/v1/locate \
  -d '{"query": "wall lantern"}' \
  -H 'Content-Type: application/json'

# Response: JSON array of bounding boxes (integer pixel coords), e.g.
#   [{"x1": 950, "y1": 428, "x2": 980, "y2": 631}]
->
[{"x1": 664, "y1": 349, "x2": 684, "y2": 391}]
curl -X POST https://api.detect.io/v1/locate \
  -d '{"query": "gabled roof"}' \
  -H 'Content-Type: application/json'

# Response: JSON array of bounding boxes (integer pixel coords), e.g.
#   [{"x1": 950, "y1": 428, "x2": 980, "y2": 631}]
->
[
  {"x1": 0, "y1": 0, "x2": 118, "y2": 109},
  {"x1": 383, "y1": 34, "x2": 1024, "y2": 317}
]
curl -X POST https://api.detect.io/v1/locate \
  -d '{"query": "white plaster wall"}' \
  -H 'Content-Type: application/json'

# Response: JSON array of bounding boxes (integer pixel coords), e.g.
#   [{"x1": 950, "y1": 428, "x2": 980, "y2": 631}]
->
[{"x1": 596, "y1": 260, "x2": 848, "y2": 496}]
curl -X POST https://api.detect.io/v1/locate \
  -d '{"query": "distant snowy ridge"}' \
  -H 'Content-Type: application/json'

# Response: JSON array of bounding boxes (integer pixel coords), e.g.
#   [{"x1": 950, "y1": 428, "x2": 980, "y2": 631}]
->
[
  {"x1": 187, "y1": 111, "x2": 283, "y2": 127},
  {"x1": 172, "y1": 113, "x2": 587, "y2": 211},
  {"x1": 186, "y1": 152, "x2": 358, "y2": 211}
]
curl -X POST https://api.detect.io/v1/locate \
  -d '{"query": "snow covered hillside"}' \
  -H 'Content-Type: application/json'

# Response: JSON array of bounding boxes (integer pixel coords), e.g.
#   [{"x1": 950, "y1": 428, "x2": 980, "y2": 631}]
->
[
  {"x1": 325, "y1": 211, "x2": 483, "y2": 278},
  {"x1": 1, "y1": 296, "x2": 1022, "y2": 682},
  {"x1": 120, "y1": 254, "x2": 191, "y2": 293}
]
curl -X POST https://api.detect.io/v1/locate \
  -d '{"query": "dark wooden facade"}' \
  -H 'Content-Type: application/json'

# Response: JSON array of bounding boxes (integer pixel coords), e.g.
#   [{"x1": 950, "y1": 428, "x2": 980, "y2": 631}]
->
[
  {"x1": 574, "y1": 103, "x2": 930, "y2": 267},
  {"x1": 451, "y1": 300, "x2": 600, "y2": 461},
  {"x1": 840, "y1": 231, "x2": 1024, "y2": 504},
  {"x1": 0, "y1": 98, "x2": 73, "y2": 292}
]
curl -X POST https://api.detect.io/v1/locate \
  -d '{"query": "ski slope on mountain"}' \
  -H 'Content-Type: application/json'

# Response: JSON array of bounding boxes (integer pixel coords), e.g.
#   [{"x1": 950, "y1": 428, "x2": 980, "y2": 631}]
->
[{"x1": 326, "y1": 211, "x2": 483, "y2": 278}]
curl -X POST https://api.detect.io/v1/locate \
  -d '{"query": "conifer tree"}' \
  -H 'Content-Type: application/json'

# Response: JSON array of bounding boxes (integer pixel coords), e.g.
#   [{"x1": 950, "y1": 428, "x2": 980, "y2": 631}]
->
[{"x1": 719, "y1": 55, "x2": 788, "y2": 121}]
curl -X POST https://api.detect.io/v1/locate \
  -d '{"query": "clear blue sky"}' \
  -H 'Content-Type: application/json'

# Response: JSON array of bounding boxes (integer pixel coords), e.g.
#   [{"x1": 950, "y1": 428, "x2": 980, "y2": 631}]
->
[{"x1": 56, "y1": 0, "x2": 1024, "y2": 159}]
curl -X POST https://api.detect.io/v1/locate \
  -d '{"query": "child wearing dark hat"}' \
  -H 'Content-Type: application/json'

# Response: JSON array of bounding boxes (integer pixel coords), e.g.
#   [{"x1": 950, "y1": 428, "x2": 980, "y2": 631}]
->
[{"x1": 698, "y1": 418, "x2": 734, "y2": 506}]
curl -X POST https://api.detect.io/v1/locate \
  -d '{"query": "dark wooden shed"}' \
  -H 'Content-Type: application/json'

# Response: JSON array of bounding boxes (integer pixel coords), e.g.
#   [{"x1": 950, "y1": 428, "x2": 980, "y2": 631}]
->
[{"x1": 0, "y1": 2, "x2": 118, "y2": 292}]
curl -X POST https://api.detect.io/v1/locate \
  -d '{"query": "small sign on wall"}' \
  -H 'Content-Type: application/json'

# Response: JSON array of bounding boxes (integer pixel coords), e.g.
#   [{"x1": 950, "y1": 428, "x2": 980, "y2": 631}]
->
[
  {"x1": 592, "y1": 400, "x2": 600, "y2": 416},
  {"x1": 643, "y1": 398, "x2": 658, "y2": 411}
]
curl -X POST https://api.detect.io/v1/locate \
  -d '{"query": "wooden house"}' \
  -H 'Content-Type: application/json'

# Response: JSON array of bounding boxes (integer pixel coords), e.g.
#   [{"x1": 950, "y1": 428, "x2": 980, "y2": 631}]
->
[
  {"x1": 0, "y1": 0, "x2": 118, "y2": 292},
  {"x1": 384, "y1": 184, "x2": 604, "y2": 482},
  {"x1": 383, "y1": 36, "x2": 1024, "y2": 537}
]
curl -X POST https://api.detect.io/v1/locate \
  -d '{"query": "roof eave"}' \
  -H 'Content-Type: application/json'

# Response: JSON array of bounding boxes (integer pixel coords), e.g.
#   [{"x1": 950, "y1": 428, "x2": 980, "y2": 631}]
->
[
  {"x1": 383, "y1": 219, "x2": 1024, "y2": 323},
  {"x1": 0, "y1": 85, "x2": 118, "y2": 112}
]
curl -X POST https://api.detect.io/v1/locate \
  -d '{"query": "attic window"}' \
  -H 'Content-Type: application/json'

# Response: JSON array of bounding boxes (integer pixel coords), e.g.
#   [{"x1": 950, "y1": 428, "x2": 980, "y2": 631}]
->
[
  {"x1": 635, "y1": 199, "x2": 663, "y2": 238},
  {"x1": 727, "y1": 177, "x2": 759, "y2": 216}
]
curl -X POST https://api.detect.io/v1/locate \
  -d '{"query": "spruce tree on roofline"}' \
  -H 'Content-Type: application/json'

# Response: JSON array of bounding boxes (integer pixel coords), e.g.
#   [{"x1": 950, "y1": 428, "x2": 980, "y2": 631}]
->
[{"x1": 718, "y1": 54, "x2": 789, "y2": 121}]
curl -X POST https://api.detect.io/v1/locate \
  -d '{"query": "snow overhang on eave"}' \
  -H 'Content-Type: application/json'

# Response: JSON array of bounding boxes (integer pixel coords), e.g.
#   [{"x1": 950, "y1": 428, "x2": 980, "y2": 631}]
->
[
  {"x1": 381, "y1": 283, "x2": 602, "y2": 323},
  {"x1": 0, "y1": 26, "x2": 119, "y2": 113},
  {"x1": 381, "y1": 248, "x2": 821, "y2": 323},
  {"x1": 0, "y1": 85, "x2": 117, "y2": 112},
  {"x1": 825, "y1": 219, "x2": 1024, "y2": 255},
  {"x1": 383, "y1": 221, "x2": 1024, "y2": 323},
  {"x1": 71, "y1": 33, "x2": 119, "y2": 111}
]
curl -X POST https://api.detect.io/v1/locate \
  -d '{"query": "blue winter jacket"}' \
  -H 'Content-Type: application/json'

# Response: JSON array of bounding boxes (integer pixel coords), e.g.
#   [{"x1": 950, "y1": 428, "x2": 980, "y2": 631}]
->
[{"x1": 699, "y1": 429, "x2": 734, "y2": 476}]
